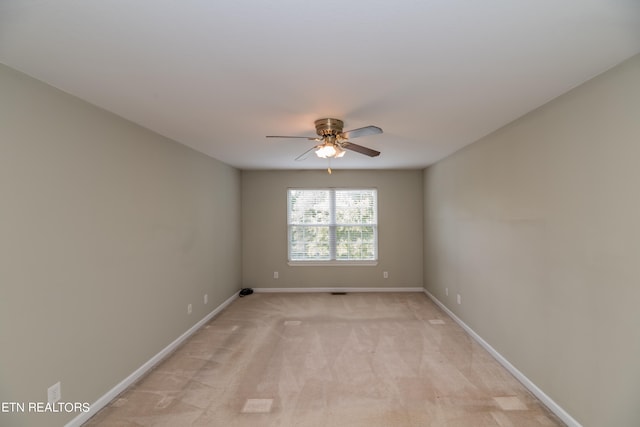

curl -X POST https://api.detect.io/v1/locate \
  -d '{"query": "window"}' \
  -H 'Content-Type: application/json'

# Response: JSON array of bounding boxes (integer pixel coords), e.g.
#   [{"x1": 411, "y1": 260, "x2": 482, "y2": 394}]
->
[{"x1": 287, "y1": 188, "x2": 378, "y2": 263}]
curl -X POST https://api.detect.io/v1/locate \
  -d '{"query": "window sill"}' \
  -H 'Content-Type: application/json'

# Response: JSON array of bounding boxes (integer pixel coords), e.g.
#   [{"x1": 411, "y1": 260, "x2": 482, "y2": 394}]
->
[{"x1": 288, "y1": 260, "x2": 378, "y2": 267}]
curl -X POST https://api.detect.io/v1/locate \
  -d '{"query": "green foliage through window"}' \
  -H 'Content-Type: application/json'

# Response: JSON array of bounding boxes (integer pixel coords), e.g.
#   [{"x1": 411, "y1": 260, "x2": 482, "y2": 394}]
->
[{"x1": 287, "y1": 188, "x2": 377, "y2": 261}]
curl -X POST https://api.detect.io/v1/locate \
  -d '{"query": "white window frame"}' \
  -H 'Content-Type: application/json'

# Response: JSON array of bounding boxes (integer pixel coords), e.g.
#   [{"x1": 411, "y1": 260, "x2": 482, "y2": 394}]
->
[{"x1": 287, "y1": 188, "x2": 378, "y2": 266}]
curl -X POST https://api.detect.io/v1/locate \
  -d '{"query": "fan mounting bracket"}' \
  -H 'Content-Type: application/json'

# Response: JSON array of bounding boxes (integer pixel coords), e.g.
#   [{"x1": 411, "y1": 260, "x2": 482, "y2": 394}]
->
[{"x1": 314, "y1": 118, "x2": 344, "y2": 137}]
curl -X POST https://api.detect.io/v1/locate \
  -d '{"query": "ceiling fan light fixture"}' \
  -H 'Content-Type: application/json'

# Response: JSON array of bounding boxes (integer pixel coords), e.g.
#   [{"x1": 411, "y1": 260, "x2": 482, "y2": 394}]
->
[
  {"x1": 267, "y1": 118, "x2": 382, "y2": 160},
  {"x1": 315, "y1": 143, "x2": 341, "y2": 158}
]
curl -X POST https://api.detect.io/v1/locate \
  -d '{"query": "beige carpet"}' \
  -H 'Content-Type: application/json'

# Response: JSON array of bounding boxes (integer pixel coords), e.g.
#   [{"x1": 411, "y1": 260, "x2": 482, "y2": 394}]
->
[{"x1": 85, "y1": 292, "x2": 564, "y2": 426}]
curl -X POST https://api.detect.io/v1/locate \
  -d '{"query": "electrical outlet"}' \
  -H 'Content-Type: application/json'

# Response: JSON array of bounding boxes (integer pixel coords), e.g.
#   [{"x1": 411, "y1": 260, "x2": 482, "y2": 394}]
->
[
  {"x1": 383, "y1": 271, "x2": 388, "y2": 279},
  {"x1": 457, "y1": 294, "x2": 461, "y2": 305},
  {"x1": 187, "y1": 304, "x2": 192, "y2": 314},
  {"x1": 204, "y1": 294, "x2": 208, "y2": 304},
  {"x1": 273, "y1": 271, "x2": 279, "y2": 279},
  {"x1": 48, "y1": 382, "x2": 61, "y2": 404}
]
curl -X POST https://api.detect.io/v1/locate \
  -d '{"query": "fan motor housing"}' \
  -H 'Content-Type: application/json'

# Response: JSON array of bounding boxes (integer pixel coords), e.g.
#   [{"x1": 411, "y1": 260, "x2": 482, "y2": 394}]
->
[{"x1": 314, "y1": 118, "x2": 344, "y2": 137}]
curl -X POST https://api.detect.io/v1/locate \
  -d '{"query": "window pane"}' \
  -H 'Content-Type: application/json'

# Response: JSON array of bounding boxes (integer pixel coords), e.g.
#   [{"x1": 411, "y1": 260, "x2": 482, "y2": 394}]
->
[
  {"x1": 335, "y1": 190, "x2": 376, "y2": 224},
  {"x1": 289, "y1": 226, "x2": 330, "y2": 260},
  {"x1": 288, "y1": 190, "x2": 330, "y2": 224},
  {"x1": 335, "y1": 226, "x2": 376, "y2": 260}
]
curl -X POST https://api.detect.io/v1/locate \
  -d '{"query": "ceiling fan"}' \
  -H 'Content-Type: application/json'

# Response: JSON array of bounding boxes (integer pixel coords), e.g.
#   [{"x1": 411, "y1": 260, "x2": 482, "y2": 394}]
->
[{"x1": 266, "y1": 118, "x2": 383, "y2": 162}]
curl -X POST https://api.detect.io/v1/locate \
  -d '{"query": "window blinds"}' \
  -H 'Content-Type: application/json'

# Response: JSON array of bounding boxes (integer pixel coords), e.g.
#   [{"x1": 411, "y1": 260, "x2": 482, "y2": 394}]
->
[{"x1": 287, "y1": 188, "x2": 377, "y2": 262}]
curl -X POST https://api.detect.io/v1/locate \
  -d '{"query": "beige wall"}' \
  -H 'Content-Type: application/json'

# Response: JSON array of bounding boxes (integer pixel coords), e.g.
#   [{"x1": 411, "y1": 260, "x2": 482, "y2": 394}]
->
[
  {"x1": 0, "y1": 64, "x2": 242, "y2": 426},
  {"x1": 242, "y1": 169, "x2": 423, "y2": 289},
  {"x1": 423, "y1": 54, "x2": 640, "y2": 427}
]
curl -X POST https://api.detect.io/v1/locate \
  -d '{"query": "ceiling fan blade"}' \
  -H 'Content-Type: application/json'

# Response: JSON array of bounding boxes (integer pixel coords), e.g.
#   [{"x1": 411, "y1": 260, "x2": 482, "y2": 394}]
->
[
  {"x1": 266, "y1": 135, "x2": 320, "y2": 141},
  {"x1": 342, "y1": 142, "x2": 380, "y2": 157},
  {"x1": 341, "y1": 125, "x2": 383, "y2": 139},
  {"x1": 295, "y1": 145, "x2": 319, "y2": 161}
]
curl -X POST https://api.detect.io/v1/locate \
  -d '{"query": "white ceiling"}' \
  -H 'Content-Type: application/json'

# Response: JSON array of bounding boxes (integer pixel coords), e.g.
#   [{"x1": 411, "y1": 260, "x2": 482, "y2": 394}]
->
[{"x1": 1, "y1": 1, "x2": 639, "y2": 170}]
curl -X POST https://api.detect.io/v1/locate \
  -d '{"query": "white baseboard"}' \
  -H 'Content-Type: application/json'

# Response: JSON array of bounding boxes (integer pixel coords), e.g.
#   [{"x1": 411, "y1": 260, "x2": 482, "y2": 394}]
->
[
  {"x1": 65, "y1": 291, "x2": 238, "y2": 427},
  {"x1": 423, "y1": 289, "x2": 581, "y2": 427},
  {"x1": 253, "y1": 286, "x2": 424, "y2": 293}
]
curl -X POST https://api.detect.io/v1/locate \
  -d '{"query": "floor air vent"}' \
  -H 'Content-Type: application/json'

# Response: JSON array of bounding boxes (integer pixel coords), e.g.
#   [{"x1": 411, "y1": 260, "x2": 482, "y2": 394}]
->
[{"x1": 330, "y1": 292, "x2": 347, "y2": 295}]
